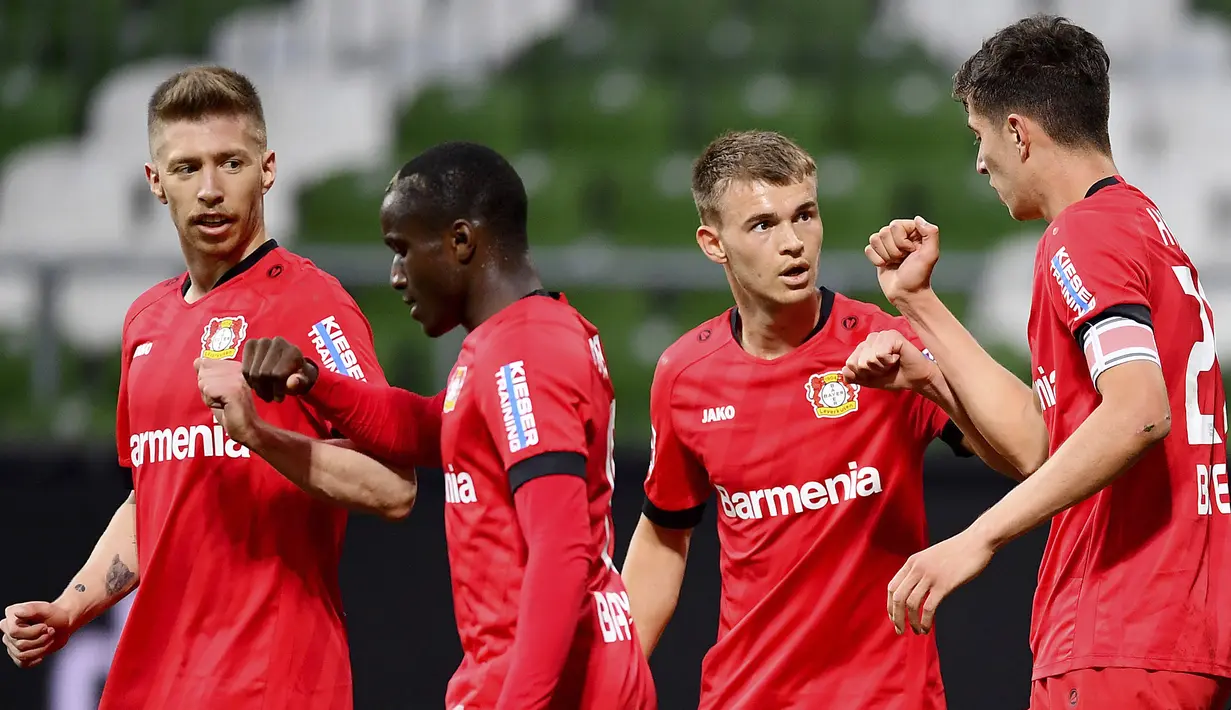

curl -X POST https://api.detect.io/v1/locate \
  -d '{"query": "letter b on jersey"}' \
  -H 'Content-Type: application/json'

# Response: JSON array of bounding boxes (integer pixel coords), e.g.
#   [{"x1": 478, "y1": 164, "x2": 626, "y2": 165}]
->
[{"x1": 1198, "y1": 464, "x2": 1229, "y2": 515}]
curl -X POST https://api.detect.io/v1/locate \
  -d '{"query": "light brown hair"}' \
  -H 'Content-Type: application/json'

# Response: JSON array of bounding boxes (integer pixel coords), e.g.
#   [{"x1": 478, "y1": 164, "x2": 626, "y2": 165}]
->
[
  {"x1": 691, "y1": 130, "x2": 816, "y2": 226},
  {"x1": 147, "y1": 66, "x2": 267, "y2": 152}
]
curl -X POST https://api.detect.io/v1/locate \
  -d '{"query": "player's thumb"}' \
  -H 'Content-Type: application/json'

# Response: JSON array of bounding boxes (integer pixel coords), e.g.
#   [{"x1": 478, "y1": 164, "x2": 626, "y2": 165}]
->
[
  {"x1": 287, "y1": 373, "x2": 310, "y2": 393},
  {"x1": 913, "y1": 215, "x2": 939, "y2": 240},
  {"x1": 12, "y1": 602, "x2": 51, "y2": 623}
]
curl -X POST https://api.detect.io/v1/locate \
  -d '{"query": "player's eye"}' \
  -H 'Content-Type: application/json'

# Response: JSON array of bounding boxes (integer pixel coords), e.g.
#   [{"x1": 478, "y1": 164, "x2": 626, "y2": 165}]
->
[
  {"x1": 753, "y1": 221, "x2": 771, "y2": 232},
  {"x1": 795, "y1": 212, "x2": 812, "y2": 222},
  {"x1": 223, "y1": 159, "x2": 242, "y2": 170}
]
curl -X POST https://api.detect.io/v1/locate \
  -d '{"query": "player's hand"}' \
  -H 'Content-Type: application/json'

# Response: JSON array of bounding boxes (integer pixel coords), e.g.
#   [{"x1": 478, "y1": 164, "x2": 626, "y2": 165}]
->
[
  {"x1": 841, "y1": 331, "x2": 939, "y2": 393},
  {"x1": 865, "y1": 216, "x2": 941, "y2": 304},
  {"x1": 195, "y1": 358, "x2": 263, "y2": 447},
  {"x1": 241, "y1": 337, "x2": 318, "y2": 403},
  {"x1": 886, "y1": 528, "x2": 994, "y2": 636},
  {"x1": 2, "y1": 601, "x2": 72, "y2": 668}
]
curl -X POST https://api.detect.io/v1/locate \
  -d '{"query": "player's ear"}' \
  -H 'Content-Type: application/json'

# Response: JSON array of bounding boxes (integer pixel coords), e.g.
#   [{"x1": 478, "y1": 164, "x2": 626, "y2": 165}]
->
[
  {"x1": 696, "y1": 224, "x2": 727, "y2": 265},
  {"x1": 145, "y1": 163, "x2": 167, "y2": 204},
  {"x1": 261, "y1": 150, "x2": 276, "y2": 194},
  {"x1": 451, "y1": 219, "x2": 476, "y2": 265},
  {"x1": 1006, "y1": 114, "x2": 1030, "y2": 160}
]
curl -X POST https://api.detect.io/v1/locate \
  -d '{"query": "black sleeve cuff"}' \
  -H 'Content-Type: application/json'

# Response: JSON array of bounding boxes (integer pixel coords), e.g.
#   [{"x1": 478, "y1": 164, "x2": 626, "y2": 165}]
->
[
  {"x1": 642, "y1": 497, "x2": 706, "y2": 529},
  {"x1": 1074, "y1": 303, "x2": 1152, "y2": 345},
  {"x1": 508, "y1": 451, "x2": 587, "y2": 494},
  {"x1": 939, "y1": 420, "x2": 974, "y2": 458}
]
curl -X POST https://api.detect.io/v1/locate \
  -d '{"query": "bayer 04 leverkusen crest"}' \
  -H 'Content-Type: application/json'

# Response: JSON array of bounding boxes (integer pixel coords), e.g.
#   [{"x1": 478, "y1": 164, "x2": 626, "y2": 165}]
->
[
  {"x1": 805, "y1": 371, "x2": 860, "y2": 419},
  {"x1": 200, "y1": 315, "x2": 249, "y2": 361}
]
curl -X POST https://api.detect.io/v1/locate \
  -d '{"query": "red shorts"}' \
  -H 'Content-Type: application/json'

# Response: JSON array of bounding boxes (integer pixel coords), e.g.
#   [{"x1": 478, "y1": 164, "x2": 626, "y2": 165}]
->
[{"x1": 1030, "y1": 668, "x2": 1231, "y2": 710}]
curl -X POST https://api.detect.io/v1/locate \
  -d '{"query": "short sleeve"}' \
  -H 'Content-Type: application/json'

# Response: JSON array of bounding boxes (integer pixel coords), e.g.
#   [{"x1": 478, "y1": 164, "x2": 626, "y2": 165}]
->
[
  {"x1": 642, "y1": 355, "x2": 712, "y2": 529},
  {"x1": 475, "y1": 324, "x2": 591, "y2": 493},
  {"x1": 116, "y1": 336, "x2": 133, "y2": 469},
  {"x1": 286, "y1": 276, "x2": 388, "y2": 433},
  {"x1": 1045, "y1": 212, "x2": 1150, "y2": 336}
]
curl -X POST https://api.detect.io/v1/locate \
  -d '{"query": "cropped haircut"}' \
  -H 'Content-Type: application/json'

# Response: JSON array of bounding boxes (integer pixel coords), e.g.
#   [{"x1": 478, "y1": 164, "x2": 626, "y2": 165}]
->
[
  {"x1": 386, "y1": 142, "x2": 529, "y2": 251},
  {"x1": 147, "y1": 66, "x2": 267, "y2": 152},
  {"x1": 953, "y1": 14, "x2": 1112, "y2": 153},
  {"x1": 692, "y1": 131, "x2": 816, "y2": 226}
]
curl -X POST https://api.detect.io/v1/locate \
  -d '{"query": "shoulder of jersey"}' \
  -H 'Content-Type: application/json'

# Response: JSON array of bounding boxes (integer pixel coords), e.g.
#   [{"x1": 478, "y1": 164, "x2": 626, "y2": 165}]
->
[
  {"x1": 123, "y1": 274, "x2": 184, "y2": 329},
  {"x1": 655, "y1": 311, "x2": 730, "y2": 376},
  {"x1": 828, "y1": 291, "x2": 902, "y2": 336},
  {"x1": 1054, "y1": 182, "x2": 1151, "y2": 238},
  {"x1": 263, "y1": 248, "x2": 355, "y2": 301}
]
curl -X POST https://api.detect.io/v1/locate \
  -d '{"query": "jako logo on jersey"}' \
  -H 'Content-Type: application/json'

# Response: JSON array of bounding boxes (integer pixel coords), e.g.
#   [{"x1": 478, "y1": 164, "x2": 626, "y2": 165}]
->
[
  {"x1": 497, "y1": 361, "x2": 539, "y2": 453},
  {"x1": 443, "y1": 464, "x2": 477, "y2": 504},
  {"x1": 1033, "y1": 367, "x2": 1058, "y2": 412},
  {"x1": 129, "y1": 424, "x2": 250, "y2": 467},
  {"x1": 805, "y1": 371, "x2": 860, "y2": 419},
  {"x1": 716, "y1": 461, "x2": 883, "y2": 520},
  {"x1": 443, "y1": 365, "x2": 468, "y2": 414},
  {"x1": 134, "y1": 342, "x2": 153, "y2": 359},
  {"x1": 922, "y1": 348, "x2": 935, "y2": 362},
  {"x1": 702, "y1": 405, "x2": 735, "y2": 423},
  {"x1": 1050, "y1": 246, "x2": 1096, "y2": 317},
  {"x1": 310, "y1": 316, "x2": 367, "y2": 381},
  {"x1": 200, "y1": 316, "x2": 248, "y2": 360}
]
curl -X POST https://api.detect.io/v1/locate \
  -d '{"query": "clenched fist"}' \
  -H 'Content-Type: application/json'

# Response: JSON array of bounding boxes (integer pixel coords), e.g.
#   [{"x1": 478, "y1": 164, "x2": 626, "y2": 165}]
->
[
  {"x1": 241, "y1": 337, "x2": 317, "y2": 403},
  {"x1": 865, "y1": 216, "x2": 941, "y2": 304},
  {"x1": 2, "y1": 601, "x2": 73, "y2": 668},
  {"x1": 841, "y1": 330, "x2": 939, "y2": 394},
  {"x1": 196, "y1": 358, "x2": 263, "y2": 447}
]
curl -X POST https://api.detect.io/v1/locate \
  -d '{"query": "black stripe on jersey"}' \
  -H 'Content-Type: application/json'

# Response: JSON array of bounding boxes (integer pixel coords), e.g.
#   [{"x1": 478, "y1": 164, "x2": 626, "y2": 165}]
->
[
  {"x1": 1074, "y1": 303, "x2": 1153, "y2": 347},
  {"x1": 1085, "y1": 175, "x2": 1121, "y2": 198},
  {"x1": 181, "y1": 239, "x2": 280, "y2": 296},
  {"x1": 508, "y1": 451, "x2": 587, "y2": 494},
  {"x1": 939, "y1": 420, "x2": 974, "y2": 458},
  {"x1": 730, "y1": 287, "x2": 834, "y2": 346},
  {"x1": 642, "y1": 497, "x2": 706, "y2": 530}
]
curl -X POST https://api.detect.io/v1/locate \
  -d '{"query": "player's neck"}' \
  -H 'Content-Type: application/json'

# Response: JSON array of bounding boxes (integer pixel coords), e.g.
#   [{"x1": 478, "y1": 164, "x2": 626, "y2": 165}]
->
[
  {"x1": 182, "y1": 228, "x2": 271, "y2": 304},
  {"x1": 462, "y1": 259, "x2": 543, "y2": 331},
  {"x1": 1039, "y1": 151, "x2": 1119, "y2": 223},
  {"x1": 735, "y1": 291, "x2": 821, "y2": 360}
]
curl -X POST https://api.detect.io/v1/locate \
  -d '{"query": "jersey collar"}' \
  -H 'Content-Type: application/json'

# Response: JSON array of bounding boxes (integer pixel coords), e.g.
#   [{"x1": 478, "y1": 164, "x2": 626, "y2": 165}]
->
[
  {"x1": 729, "y1": 286, "x2": 835, "y2": 346},
  {"x1": 1085, "y1": 175, "x2": 1121, "y2": 198},
  {"x1": 181, "y1": 239, "x2": 280, "y2": 297}
]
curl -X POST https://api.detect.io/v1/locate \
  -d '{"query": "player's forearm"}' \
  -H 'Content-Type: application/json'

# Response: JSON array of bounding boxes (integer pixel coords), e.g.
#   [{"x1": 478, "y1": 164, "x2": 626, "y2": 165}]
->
[
  {"x1": 917, "y1": 374, "x2": 1026, "y2": 481},
  {"x1": 56, "y1": 492, "x2": 139, "y2": 631},
  {"x1": 499, "y1": 476, "x2": 592, "y2": 710},
  {"x1": 620, "y1": 515, "x2": 690, "y2": 657},
  {"x1": 968, "y1": 400, "x2": 1169, "y2": 551},
  {"x1": 895, "y1": 289, "x2": 1049, "y2": 474},
  {"x1": 304, "y1": 369, "x2": 443, "y2": 467},
  {"x1": 247, "y1": 423, "x2": 416, "y2": 520}
]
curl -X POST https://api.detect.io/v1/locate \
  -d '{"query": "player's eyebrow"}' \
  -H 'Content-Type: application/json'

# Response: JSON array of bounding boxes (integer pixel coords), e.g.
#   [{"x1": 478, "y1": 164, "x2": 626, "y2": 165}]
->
[
  {"x1": 794, "y1": 200, "x2": 818, "y2": 215},
  {"x1": 742, "y1": 211, "x2": 778, "y2": 229}
]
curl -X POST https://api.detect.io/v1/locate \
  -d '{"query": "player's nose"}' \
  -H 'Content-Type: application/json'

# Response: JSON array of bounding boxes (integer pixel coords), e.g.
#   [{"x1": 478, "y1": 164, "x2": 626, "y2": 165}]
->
[
  {"x1": 197, "y1": 169, "x2": 224, "y2": 206},
  {"x1": 779, "y1": 226, "x2": 805, "y2": 256},
  {"x1": 389, "y1": 255, "x2": 407, "y2": 290}
]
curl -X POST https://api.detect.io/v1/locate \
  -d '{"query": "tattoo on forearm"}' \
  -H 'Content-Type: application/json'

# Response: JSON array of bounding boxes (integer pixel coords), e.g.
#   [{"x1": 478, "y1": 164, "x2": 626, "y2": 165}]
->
[
  {"x1": 105, "y1": 555, "x2": 135, "y2": 597},
  {"x1": 74, "y1": 584, "x2": 86, "y2": 593}
]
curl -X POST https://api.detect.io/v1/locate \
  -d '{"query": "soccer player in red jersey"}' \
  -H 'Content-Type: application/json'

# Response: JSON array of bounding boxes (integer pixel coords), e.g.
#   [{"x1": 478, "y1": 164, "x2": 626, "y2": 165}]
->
[
  {"x1": 0, "y1": 67, "x2": 415, "y2": 709},
  {"x1": 617, "y1": 130, "x2": 1022, "y2": 709},
  {"x1": 856, "y1": 16, "x2": 1231, "y2": 709},
  {"x1": 206, "y1": 142, "x2": 657, "y2": 710}
]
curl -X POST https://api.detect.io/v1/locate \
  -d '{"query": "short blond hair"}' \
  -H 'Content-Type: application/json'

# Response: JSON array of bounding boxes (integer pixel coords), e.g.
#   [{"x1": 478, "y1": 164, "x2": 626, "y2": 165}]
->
[
  {"x1": 691, "y1": 130, "x2": 816, "y2": 226},
  {"x1": 147, "y1": 66, "x2": 267, "y2": 152}
]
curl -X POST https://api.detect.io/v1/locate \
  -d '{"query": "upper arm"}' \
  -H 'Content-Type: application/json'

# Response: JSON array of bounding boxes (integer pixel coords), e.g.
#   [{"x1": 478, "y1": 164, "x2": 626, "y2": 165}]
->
[
  {"x1": 117, "y1": 333, "x2": 134, "y2": 469},
  {"x1": 642, "y1": 357, "x2": 712, "y2": 529},
  {"x1": 1093, "y1": 359, "x2": 1170, "y2": 422},
  {"x1": 324, "y1": 438, "x2": 419, "y2": 483},
  {"x1": 474, "y1": 325, "x2": 591, "y2": 495},
  {"x1": 1046, "y1": 213, "x2": 1150, "y2": 336}
]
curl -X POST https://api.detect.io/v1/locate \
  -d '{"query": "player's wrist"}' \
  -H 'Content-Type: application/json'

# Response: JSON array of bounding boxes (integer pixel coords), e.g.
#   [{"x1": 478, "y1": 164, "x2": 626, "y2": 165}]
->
[
  {"x1": 966, "y1": 514, "x2": 1010, "y2": 553},
  {"x1": 888, "y1": 286, "x2": 937, "y2": 312}
]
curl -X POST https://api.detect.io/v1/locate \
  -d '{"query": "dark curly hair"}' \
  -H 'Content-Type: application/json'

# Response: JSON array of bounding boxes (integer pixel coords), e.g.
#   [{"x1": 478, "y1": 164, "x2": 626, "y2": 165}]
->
[{"x1": 953, "y1": 15, "x2": 1112, "y2": 153}]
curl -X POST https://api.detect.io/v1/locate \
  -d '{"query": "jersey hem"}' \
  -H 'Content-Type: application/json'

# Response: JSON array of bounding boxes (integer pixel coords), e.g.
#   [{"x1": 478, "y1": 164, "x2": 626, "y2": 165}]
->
[{"x1": 1033, "y1": 655, "x2": 1231, "y2": 681}]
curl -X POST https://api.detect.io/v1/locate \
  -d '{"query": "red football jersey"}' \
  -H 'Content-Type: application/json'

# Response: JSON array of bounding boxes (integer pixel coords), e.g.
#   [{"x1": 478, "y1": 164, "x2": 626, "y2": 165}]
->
[
  {"x1": 106, "y1": 242, "x2": 383, "y2": 709},
  {"x1": 1027, "y1": 177, "x2": 1231, "y2": 680},
  {"x1": 643, "y1": 290, "x2": 958, "y2": 709},
  {"x1": 439, "y1": 293, "x2": 654, "y2": 710}
]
